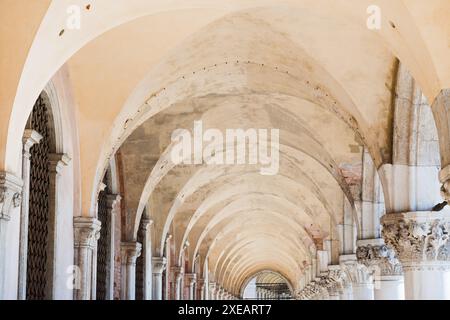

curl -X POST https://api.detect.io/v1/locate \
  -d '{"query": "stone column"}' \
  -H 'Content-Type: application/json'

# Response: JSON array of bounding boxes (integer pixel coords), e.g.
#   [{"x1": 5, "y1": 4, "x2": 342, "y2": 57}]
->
[
  {"x1": 73, "y1": 217, "x2": 101, "y2": 300},
  {"x1": 340, "y1": 254, "x2": 374, "y2": 300},
  {"x1": 171, "y1": 266, "x2": 184, "y2": 300},
  {"x1": 0, "y1": 172, "x2": 23, "y2": 300},
  {"x1": 197, "y1": 278, "x2": 205, "y2": 300},
  {"x1": 47, "y1": 153, "x2": 71, "y2": 299},
  {"x1": 382, "y1": 211, "x2": 450, "y2": 300},
  {"x1": 356, "y1": 238, "x2": 404, "y2": 300},
  {"x1": 17, "y1": 130, "x2": 42, "y2": 300},
  {"x1": 209, "y1": 282, "x2": 217, "y2": 300},
  {"x1": 137, "y1": 218, "x2": 153, "y2": 300},
  {"x1": 120, "y1": 241, "x2": 142, "y2": 300},
  {"x1": 185, "y1": 273, "x2": 197, "y2": 300},
  {"x1": 152, "y1": 257, "x2": 167, "y2": 300},
  {"x1": 104, "y1": 194, "x2": 120, "y2": 300}
]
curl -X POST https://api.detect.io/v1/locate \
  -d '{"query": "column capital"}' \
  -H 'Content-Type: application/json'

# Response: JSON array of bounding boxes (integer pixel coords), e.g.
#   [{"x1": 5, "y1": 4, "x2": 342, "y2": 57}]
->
[
  {"x1": 171, "y1": 266, "x2": 184, "y2": 282},
  {"x1": 22, "y1": 129, "x2": 43, "y2": 157},
  {"x1": 152, "y1": 257, "x2": 167, "y2": 274},
  {"x1": 297, "y1": 280, "x2": 325, "y2": 300},
  {"x1": 382, "y1": 211, "x2": 450, "y2": 270},
  {"x1": 139, "y1": 218, "x2": 154, "y2": 231},
  {"x1": 0, "y1": 172, "x2": 23, "y2": 221},
  {"x1": 121, "y1": 241, "x2": 142, "y2": 265},
  {"x1": 185, "y1": 273, "x2": 197, "y2": 285},
  {"x1": 339, "y1": 255, "x2": 373, "y2": 285},
  {"x1": 106, "y1": 194, "x2": 121, "y2": 209},
  {"x1": 49, "y1": 153, "x2": 71, "y2": 174},
  {"x1": 356, "y1": 238, "x2": 403, "y2": 276},
  {"x1": 73, "y1": 217, "x2": 101, "y2": 249}
]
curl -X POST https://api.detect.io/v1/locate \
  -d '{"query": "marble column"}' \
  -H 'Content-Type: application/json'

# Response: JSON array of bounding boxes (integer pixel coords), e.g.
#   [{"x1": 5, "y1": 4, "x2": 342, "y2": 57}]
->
[
  {"x1": 340, "y1": 255, "x2": 374, "y2": 300},
  {"x1": 47, "y1": 153, "x2": 71, "y2": 299},
  {"x1": 209, "y1": 282, "x2": 217, "y2": 300},
  {"x1": 171, "y1": 266, "x2": 184, "y2": 300},
  {"x1": 73, "y1": 217, "x2": 101, "y2": 300},
  {"x1": 120, "y1": 242, "x2": 142, "y2": 300},
  {"x1": 152, "y1": 257, "x2": 167, "y2": 300},
  {"x1": 185, "y1": 273, "x2": 197, "y2": 300},
  {"x1": 137, "y1": 218, "x2": 153, "y2": 300},
  {"x1": 104, "y1": 194, "x2": 121, "y2": 300},
  {"x1": 356, "y1": 238, "x2": 404, "y2": 300},
  {"x1": 197, "y1": 278, "x2": 205, "y2": 300},
  {"x1": 0, "y1": 172, "x2": 23, "y2": 300},
  {"x1": 382, "y1": 211, "x2": 450, "y2": 300},
  {"x1": 17, "y1": 130, "x2": 42, "y2": 300}
]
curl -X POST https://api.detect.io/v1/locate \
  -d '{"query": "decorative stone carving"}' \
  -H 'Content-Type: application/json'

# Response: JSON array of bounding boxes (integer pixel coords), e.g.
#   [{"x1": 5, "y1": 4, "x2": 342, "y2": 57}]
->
[
  {"x1": 382, "y1": 211, "x2": 450, "y2": 269},
  {"x1": 340, "y1": 255, "x2": 373, "y2": 285},
  {"x1": 297, "y1": 280, "x2": 328, "y2": 300},
  {"x1": 0, "y1": 172, "x2": 23, "y2": 221},
  {"x1": 74, "y1": 217, "x2": 102, "y2": 249},
  {"x1": 440, "y1": 164, "x2": 450, "y2": 202},
  {"x1": 121, "y1": 242, "x2": 142, "y2": 265},
  {"x1": 152, "y1": 257, "x2": 167, "y2": 274},
  {"x1": 356, "y1": 243, "x2": 403, "y2": 276}
]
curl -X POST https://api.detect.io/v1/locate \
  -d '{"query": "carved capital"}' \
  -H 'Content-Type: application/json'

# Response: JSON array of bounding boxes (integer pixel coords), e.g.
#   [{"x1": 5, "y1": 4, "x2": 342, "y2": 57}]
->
[
  {"x1": 297, "y1": 280, "x2": 327, "y2": 300},
  {"x1": 22, "y1": 130, "x2": 43, "y2": 158},
  {"x1": 339, "y1": 254, "x2": 373, "y2": 285},
  {"x1": 121, "y1": 241, "x2": 142, "y2": 265},
  {"x1": 382, "y1": 211, "x2": 450, "y2": 270},
  {"x1": 356, "y1": 239, "x2": 403, "y2": 276},
  {"x1": 170, "y1": 266, "x2": 184, "y2": 282},
  {"x1": 73, "y1": 217, "x2": 101, "y2": 249},
  {"x1": 0, "y1": 172, "x2": 23, "y2": 221},
  {"x1": 152, "y1": 257, "x2": 167, "y2": 274},
  {"x1": 185, "y1": 273, "x2": 197, "y2": 286}
]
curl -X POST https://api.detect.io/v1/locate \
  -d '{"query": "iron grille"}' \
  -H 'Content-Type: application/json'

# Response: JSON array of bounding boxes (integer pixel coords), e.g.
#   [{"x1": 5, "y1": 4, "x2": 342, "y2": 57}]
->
[
  {"x1": 135, "y1": 219, "x2": 144, "y2": 300},
  {"x1": 26, "y1": 95, "x2": 51, "y2": 300},
  {"x1": 96, "y1": 179, "x2": 109, "y2": 300}
]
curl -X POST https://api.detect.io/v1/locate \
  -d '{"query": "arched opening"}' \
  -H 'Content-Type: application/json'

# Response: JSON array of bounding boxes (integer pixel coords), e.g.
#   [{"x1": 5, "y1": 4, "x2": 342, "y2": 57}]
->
[
  {"x1": 24, "y1": 93, "x2": 56, "y2": 300},
  {"x1": 242, "y1": 271, "x2": 293, "y2": 300}
]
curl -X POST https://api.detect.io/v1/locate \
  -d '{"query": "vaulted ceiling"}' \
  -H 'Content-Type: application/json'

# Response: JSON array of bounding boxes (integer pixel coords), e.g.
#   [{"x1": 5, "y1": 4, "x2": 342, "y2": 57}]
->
[{"x1": 2, "y1": 0, "x2": 449, "y2": 295}]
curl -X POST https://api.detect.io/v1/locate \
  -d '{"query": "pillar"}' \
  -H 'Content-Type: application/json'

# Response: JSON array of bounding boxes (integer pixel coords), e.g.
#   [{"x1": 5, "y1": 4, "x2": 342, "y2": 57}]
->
[
  {"x1": 209, "y1": 282, "x2": 217, "y2": 300},
  {"x1": 152, "y1": 257, "x2": 166, "y2": 300},
  {"x1": 73, "y1": 217, "x2": 101, "y2": 300},
  {"x1": 0, "y1": 172, "x2": 23, "y2": 300},
  {"x1": 382, "y1": 211, "x2": 450, "y2": 300},
  {"x1": 171, "y1": 266, "x2": 184, "y2": 300},
  {"x1": 120, "y1": 242, "x2": 142, "y2": 300},
  {"x1": 137, "y1": 218, "x2": 153, "y2": 300},
  {"x1": 356, "y1": 238, "x2": 404, "y2": 300},
  {"x1": 340, "y1": 255, "x2": 374, "y2": 300},
  {"x1": 104, "y1": 194, "x2": 121, "y2": 300},
  {"x1": 47, "y1": 153, "x2": 71, "y2": 299},
  {"x1": 197, "y1": 278, "x2": 205, "y2": 300},
  {"x1": 185, "y1": 273, "x2": 197, "y2": 300},
  {"x1": 17, "y1": 130, "x2": 42, "y2": 300}
]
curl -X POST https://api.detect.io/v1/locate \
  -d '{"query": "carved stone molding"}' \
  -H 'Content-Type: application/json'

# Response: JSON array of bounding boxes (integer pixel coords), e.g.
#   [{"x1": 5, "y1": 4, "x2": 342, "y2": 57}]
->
[
  {"x1": 340, "y1": 254, "x2": 373, "y2": 285},
  {"x1": 382, "y1": 211, "x2": 450, "y2": 270},
  {"x1": 0, "y1": 172, "x2": 23, "y2": 221},
  {"x1": 185, "y1": 273, "x2": 197, "y2": 286},
  {"x1": 356, "y1": 239, "x2": 403, "y2": 276},
  {"x1": 73, "y1": 217, "x2": 101, "y2": 249},
  {"x1": 121, "y1": 242, "x2": 142, "y2": 266},
  {"x1": 297, "y1": 280, "x2": 328, "y2": 300},
  {"x1": 152, "y1": 257, "x2": 167, "y2": 274}
]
